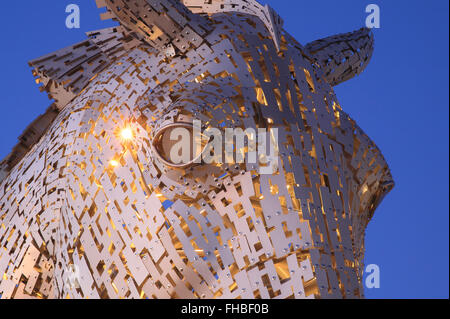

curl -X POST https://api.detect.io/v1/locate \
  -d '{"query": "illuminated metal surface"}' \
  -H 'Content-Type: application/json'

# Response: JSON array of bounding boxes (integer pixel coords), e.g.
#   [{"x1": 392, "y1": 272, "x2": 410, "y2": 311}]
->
[{"x1": 0, "y1": 0, "x2": 393, "y2": 299}]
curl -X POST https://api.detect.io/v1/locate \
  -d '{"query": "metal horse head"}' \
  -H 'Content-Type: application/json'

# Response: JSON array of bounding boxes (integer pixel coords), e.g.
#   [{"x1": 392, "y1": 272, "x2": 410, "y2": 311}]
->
[{"x1": 0, "y1": 0, "x2": 393, "y2": 299}]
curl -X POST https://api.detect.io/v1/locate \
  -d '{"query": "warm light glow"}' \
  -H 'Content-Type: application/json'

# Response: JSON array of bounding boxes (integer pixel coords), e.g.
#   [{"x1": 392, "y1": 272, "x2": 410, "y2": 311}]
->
[
  {"x1": 120, "y1": 128, "x2": 133, "y2": 140},
  {"x1": 110, "y1": 160, "x2": 119, "y2": 167}
]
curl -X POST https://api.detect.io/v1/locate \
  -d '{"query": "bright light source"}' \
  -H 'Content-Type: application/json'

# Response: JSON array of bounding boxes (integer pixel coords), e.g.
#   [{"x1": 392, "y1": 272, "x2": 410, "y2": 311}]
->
[
  {"x1": 110, "y1": 160, "x2": 119, "y2": 167},
  {"x1": 121, "y1": 128, "x2": 133, "y2": 140}
]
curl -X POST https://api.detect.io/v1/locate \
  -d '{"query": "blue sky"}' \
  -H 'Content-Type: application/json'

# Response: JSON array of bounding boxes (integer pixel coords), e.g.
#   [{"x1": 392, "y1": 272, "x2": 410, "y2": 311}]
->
[{"x1": 0, "y1": 0, "x2": 448, "y2": 299}]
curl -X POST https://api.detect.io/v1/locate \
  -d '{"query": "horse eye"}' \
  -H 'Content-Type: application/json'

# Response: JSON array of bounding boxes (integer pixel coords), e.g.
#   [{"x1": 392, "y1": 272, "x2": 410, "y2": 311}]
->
[{"x1": 152, "y1": 123, "x2": 208, "y2": 168}]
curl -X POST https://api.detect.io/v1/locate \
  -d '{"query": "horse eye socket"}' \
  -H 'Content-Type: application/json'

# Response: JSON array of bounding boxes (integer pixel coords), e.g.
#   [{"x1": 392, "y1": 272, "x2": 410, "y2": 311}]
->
[{"x1": 152, "y1": 123, "x2": 208, "y2": 168}]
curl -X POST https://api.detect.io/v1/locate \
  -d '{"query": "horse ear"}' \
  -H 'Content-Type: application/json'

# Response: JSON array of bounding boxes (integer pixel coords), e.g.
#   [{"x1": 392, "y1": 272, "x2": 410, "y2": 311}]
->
[
  {"x1": 95, "y1": 0, "x2": 212, "y2": 56},
  {"x1": 305, "y1": 28, "x2": 374, "y2": 86}
]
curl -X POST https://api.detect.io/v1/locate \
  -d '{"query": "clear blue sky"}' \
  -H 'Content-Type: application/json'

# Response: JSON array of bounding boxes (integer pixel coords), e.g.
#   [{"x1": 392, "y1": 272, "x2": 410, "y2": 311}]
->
[{"x1": 0, "y1": 0, "x2": 448, "y2": 299}]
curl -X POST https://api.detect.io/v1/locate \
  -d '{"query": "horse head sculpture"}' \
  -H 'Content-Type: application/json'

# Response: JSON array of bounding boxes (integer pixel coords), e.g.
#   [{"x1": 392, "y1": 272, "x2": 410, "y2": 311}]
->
[{"x1": 0, "y1": 0, "x2": 393, "y2": 299}]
